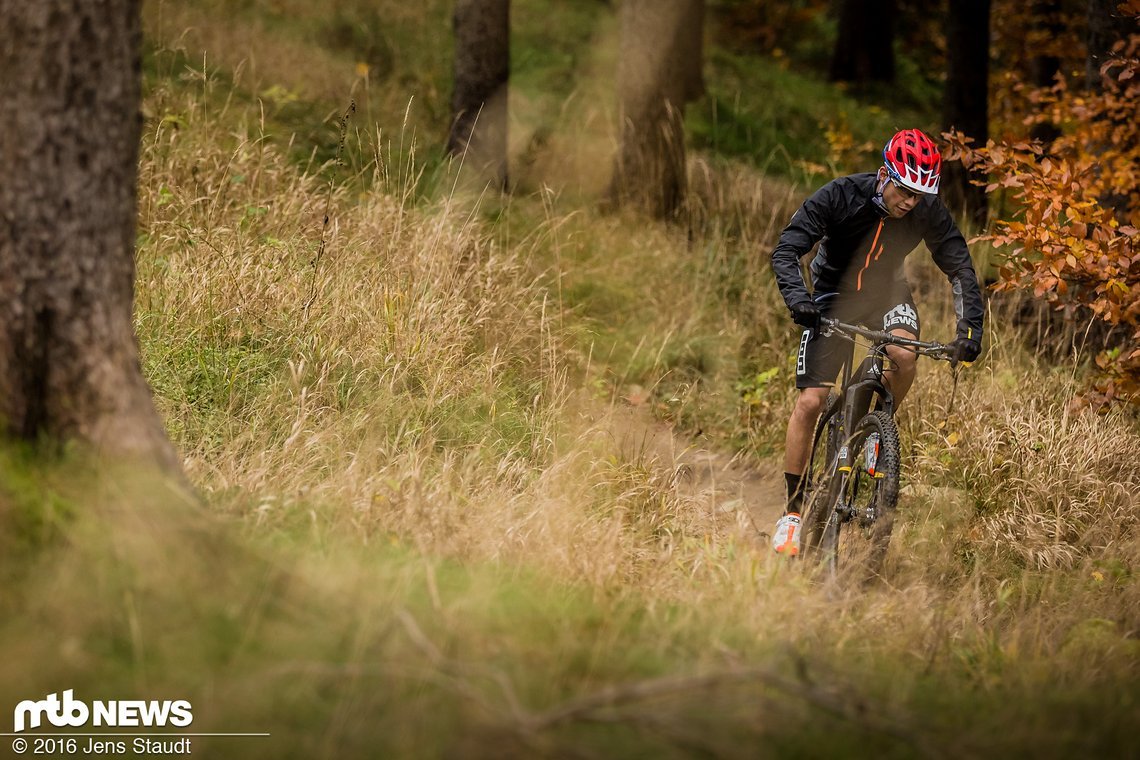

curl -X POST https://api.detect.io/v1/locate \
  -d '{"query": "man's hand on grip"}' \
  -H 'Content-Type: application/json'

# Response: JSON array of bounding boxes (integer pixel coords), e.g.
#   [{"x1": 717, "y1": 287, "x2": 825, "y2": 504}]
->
[
  {"x1": 949, "y1": 334, "x2": 981, "y2": 363},
  {"x1": 790, "y1": 301, "x2": 821, "y2": 331}
]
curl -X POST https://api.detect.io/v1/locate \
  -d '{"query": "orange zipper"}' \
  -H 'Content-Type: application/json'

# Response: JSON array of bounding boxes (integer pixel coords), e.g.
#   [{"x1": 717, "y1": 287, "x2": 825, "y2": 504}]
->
[{"x1": 856, "y1": 219, "x2": 885, "y2": 291}]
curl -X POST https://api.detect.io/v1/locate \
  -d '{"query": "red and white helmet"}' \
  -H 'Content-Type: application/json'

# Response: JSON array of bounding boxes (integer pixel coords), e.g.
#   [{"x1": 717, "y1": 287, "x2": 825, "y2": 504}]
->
[{"x1": 882, "y1": 129, "x2": 941, "y2": 194}]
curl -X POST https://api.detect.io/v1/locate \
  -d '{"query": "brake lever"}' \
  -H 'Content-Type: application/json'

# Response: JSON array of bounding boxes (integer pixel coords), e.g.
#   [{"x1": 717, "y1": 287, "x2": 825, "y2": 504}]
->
[{"x1": 927, "y1": 346, "x2": 959, "y2": 368}]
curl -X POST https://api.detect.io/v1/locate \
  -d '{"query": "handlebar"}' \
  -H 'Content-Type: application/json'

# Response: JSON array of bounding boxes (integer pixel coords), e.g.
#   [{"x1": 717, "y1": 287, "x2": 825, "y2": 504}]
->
[{"x1": 819, "y1": 318, "x2": 958, "y2": 364}]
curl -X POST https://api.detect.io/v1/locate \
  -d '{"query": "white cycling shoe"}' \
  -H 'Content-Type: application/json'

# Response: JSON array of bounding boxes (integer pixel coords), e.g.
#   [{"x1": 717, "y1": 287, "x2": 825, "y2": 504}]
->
[{"x1": 772, "y1": 512, "x2": 802, "y2": 556}]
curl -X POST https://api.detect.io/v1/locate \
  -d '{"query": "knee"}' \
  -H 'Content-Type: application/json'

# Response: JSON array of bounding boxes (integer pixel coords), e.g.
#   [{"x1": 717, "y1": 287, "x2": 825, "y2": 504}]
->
[
  {"x1": 794, "y1": 388, "x2": 829, "y2": 420},
  {"x1": 887, "y1": 346, "x2": 916, "y2": 375}
]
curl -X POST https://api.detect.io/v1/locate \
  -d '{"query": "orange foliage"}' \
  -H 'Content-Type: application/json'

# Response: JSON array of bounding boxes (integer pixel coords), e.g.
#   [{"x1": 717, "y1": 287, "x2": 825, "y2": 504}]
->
[{"x1": 944, "y1": 15, "x2": 1140, "y2": 405}]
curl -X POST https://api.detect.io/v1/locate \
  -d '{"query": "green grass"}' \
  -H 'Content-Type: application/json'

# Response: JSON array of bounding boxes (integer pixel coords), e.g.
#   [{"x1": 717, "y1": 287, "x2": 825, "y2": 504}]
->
[{"x1": 691, "y1": 47, "x2": 934, "y2": 184}]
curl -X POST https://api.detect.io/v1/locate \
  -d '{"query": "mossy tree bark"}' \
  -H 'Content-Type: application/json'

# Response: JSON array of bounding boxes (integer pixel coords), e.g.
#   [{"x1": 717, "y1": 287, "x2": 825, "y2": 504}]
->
[{"x1": 0, "y1": 0, "x2": 179, "y2": 471}]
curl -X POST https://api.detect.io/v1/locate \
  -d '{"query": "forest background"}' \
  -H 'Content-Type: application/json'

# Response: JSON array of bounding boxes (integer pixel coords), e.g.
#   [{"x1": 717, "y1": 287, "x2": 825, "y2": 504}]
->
[{"x1": 0, "y1": 0, "x2": 1138, "y2": 757}]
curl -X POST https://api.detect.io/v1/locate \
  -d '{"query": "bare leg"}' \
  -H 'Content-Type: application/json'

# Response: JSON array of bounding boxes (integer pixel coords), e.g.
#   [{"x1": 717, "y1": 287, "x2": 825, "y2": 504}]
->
[
  {"x1": 883, "y1": 328, "x2": 918, "y2": 407},
  {"x1": 784, "y1": 386, "x2": 831, "y2": 475}
]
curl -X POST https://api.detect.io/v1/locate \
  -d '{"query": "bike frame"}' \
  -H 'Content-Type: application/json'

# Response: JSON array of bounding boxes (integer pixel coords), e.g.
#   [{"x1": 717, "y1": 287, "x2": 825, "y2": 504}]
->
[{"x1": 807, "y1": 319, "x2": 954, "y2": 519}]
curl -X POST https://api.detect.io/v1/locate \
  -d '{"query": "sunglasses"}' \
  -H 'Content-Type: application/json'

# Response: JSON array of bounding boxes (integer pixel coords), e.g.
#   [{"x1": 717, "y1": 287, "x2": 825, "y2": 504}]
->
[{"x1": 890, "y1": 178, "x2": 922, "y2": 201}]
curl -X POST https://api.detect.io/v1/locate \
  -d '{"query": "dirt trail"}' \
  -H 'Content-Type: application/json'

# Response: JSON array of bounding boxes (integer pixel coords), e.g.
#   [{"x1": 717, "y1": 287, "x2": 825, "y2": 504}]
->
[{"x1": 599, "y1": 399, "x2": 787, "y2": 542}]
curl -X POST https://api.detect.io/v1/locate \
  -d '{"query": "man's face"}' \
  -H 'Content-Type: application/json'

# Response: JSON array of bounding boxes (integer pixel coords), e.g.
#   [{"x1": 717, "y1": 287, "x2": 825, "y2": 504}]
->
[{"x1": 878, "y1": 168, "x2": 923, "y2": 217}]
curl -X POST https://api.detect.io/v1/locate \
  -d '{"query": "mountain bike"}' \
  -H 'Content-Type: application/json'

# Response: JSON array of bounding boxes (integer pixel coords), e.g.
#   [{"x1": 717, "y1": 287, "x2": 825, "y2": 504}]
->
[{"x1": 800, "y1": 317, "x2": 957, "y2": 581}]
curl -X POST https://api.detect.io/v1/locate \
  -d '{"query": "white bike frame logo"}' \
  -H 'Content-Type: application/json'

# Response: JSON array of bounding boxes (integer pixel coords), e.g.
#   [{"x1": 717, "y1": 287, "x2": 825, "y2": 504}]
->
[{"x1": 13, "y1": 690, "x2": 193, "y2": 733}]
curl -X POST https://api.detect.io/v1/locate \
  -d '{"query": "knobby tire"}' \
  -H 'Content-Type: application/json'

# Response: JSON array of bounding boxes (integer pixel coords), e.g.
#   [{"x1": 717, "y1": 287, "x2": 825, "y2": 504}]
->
[
  {"x1": 805, "y1": 410, "x2": 901, "y2": 583},
  {"x1": 802, "y1": 394, "x2": 842, "y2": 555}
]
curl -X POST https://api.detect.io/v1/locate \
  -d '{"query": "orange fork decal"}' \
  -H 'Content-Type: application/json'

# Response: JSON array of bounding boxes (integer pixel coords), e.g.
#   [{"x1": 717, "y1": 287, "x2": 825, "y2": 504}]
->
[{"x1": 856, "y1": 219, "x2": 885, "y2": 292}]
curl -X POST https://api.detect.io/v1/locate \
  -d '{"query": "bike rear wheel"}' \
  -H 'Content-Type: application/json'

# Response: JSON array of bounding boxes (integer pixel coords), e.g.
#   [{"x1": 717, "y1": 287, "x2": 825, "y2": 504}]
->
[{"x1": 819, "y1": 410, "x2": 901, "y2": 582}]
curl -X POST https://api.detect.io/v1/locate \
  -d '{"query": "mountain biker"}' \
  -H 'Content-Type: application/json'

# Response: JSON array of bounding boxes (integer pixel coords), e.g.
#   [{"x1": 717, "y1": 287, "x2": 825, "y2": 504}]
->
[{"x1": 768, "y1": 128, "x2": 985, "y2": 555}]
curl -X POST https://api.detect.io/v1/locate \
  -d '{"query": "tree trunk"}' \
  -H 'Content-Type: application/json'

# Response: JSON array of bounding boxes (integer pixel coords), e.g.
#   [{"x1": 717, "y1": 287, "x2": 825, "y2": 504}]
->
[
  {"x1": 830, "y1": 0, "x2": 896, "y2": 84},
  {"x1": 1084, "y1": 0, "x2": 1136, "y2": 222},
  {"x1": 609, "y1": 0, "x2": 705, "y2": 219},
  {"x1": 1028, "y1": 0, "x2": 1063, "y2": 144},
  {"x1": 675, "y1": 0, "x2": 706, "y2": 104},
  {"x1": 1086, "y1": 0, "x2": 1134, "y2": 90},
  {"x1": 942, "y1": 0, "x2": 991, "y2": 229},
  {"x1": 0, "y1": 0, "x2": 178, "y2": 470},
  {"x1": 447, "y1": 0, "x2": 510, "y2": 190}
]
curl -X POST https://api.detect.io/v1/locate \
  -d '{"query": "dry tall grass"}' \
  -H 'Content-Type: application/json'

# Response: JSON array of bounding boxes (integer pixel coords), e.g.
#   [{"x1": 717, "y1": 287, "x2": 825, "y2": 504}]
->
[{"x1": 133, "y1": 70, "x2": 1140, "y2": 659}]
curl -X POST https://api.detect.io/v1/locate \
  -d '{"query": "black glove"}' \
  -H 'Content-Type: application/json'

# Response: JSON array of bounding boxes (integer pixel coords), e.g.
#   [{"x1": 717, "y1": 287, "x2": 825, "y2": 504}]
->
[
  {"x1": 949, "y1": 334, "x2": 981, "y2": 363},
  {"x1": 790, "y1": 301, "x2": 821, "y2": 330}
]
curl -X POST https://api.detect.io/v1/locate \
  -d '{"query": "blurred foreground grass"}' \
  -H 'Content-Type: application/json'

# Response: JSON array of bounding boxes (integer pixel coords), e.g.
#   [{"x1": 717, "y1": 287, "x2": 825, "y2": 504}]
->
[{"x1": 2, "y1": 450, "x2": 1137, "y2": 758}]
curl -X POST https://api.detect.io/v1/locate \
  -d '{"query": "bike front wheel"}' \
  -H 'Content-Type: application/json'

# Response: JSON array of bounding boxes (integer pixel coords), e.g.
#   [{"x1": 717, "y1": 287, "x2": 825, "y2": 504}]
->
[
  {"x1": 817, "y1": 410, "x2": 902, "y2": 582},
  {"x1": 802, "y1": 394, "x2": 843, "y2": 560}
]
